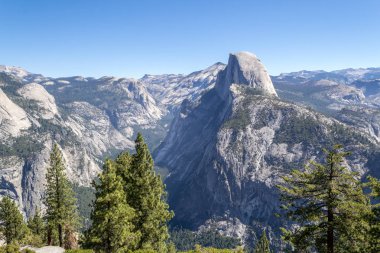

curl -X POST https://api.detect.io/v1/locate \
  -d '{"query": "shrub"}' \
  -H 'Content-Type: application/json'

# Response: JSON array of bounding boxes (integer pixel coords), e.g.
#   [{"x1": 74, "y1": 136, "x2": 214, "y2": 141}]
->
[
  {"x1": 179, "y1": 245, "x2": 244, "y2": 252},
  {"x1": 0, "y1": 244, "x2": 21, "y2": 253},
  {"x1": 65, "y1": 250, "x2": 94, "y2": 253}
]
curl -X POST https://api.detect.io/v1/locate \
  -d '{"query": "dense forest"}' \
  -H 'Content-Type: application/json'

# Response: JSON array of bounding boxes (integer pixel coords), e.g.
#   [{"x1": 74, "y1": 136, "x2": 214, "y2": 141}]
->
[{"x1": 1, "y1": 137, "x2": 380, "y2": 253}]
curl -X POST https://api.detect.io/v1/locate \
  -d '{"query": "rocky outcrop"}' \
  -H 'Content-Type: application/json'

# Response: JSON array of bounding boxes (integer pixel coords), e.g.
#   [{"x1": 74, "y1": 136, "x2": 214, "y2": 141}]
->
[
  {"x1": 155, "y1": 52, "x2": 377, "y2": 247},
  {"x1": 17, "y1": 83, "x2": 59, "y2": 119},
  {"x1": 216, "y1": 52, "x2": 277, "y2": 98},
  {"x1": 1, "y1": 55, "x2": 380, "y2": 235},
  {"x1": 0, "y1": 88, "x2": 31, "y2": 138},
  {"x1": 142, "y1": 62, "x2": 225, "y2": 109}
]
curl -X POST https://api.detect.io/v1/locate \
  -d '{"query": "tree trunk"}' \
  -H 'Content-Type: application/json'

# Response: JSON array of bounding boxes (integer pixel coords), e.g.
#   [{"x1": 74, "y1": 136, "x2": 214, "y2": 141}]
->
[
  {"x1": 327, "y1": 154, "x2": 334, "y2": 253},
  {"x1": 58, "y1": 223, "x2": 63, "y2": 247},
  {"x1": 327, "y1": 206, "x2": 334, "y2": 253},
  {"x1": 47, "y1": 228, "x2": 52, "y2": 245}
]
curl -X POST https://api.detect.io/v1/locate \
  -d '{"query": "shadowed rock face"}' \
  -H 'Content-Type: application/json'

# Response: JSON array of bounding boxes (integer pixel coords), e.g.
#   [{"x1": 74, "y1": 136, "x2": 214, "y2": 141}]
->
[
  {"x1": 0, "y1": 61, "x2": 223, "y2": 217},
  {"x1": 1, "y1": 53, "x2": 380, "y2": 244},
  {"x1": 155, "y1": 52, "x2": 377, "y2": 244}
]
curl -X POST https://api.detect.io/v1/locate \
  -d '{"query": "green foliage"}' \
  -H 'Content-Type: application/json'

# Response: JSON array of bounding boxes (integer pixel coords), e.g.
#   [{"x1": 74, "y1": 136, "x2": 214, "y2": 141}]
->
[
  {"x1": 0, "y1": 197, "x2": 27, "y2": 244},
  {"x1": 0, "y1": 243, "x2": 21, "y2": 253},
  {"x1": 274, "y1": 115, "x2": 322, "y2": 145},
  {"x1": 121, "y1": 133, "x2": 174, "y2": 251},
  {"x1": 179, "y1": 244, "x2": 244, "y2": 253},
  {"x1": 0, "y1": 136, "x2": 43, "y2": 158},
  {"x1": 25, "y1": 209, "x2": 45, "y2": 247},
  {"x1": 86, "y1": 133, "x2": 173, "y2": 252},
  {"x1": 131, "y1": 250, "x2": 157, "y2": 253},
  {"x1": 253, "y1": 230, "x2": 271, "y2": 253},
  {"x1": 44, "y1": 144, "x2": 80, "y2": 248},
  {"x1": 65, "y1": 250, "x2": 94, "y2": 253},
  {"x1": 366, "y1": 176, "x2": 380, "y2": 252},
  {"x1": 72, "y1": 185, "x2": 95, "y2": 230},
  {"x1": 87, "y1": 159, "x2": 139, "y2": 252},
  {"x1": 278, "y1": 145, "x2": 372, "y2": 252},
  {"x1": 222, "y1": 99, "x2": 251, "y2": 130},
  {"x1": 170, "y1": 229, "x2": 241, "y2": 251},
  {"x1": 27, "y1": 208, "x2": 45, "y2": 236}
]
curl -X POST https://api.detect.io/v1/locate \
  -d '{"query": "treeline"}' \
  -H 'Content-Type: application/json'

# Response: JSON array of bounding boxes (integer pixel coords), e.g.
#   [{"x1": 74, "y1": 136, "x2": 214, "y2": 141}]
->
[
  {"x1": 0, "y1": 134, "x2": 174, "y2": 253},
  {"x1": 278, "y1": 144, "x2": 380, "y2": 253},
  {"x1": 1, "y1": 139, "x2": 380, "y2": 253}
]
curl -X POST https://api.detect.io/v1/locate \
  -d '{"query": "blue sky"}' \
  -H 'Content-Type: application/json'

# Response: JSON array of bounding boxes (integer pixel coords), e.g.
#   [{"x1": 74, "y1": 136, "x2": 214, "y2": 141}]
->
[{"x1": 1, "y1": 0, "x2": 379, "y2": 78}]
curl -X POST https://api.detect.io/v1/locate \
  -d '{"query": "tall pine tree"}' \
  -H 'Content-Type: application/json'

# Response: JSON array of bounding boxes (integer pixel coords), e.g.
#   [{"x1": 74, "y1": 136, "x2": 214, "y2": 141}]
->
[
  {"x1": 278, "y1": 145, "x2": 371, "y2": 253},
  {"x1": 27, "y1": 207, "x2": 45, "y2": 237},
  {"x1": 0, "y1": 196, "x2": 26, "y2": 244},
  {"x1": 367, "y1": 176, "x2": 380, "y2": 253},
  {"x1": 27, "y1": 207, "x2": 45, "y2": 246},
  {"x1": 117, "y1": 133, "x2": 173, "y2": 251},
  {"x1": 44, "y1": 143, "x2": 79, "y2": 247},
  {"x1": 253, "y1": 230, "x2": 271, "y2": 253},
  {"x1": 88, "y1": 159, "x2": 139, "y2": 253}
]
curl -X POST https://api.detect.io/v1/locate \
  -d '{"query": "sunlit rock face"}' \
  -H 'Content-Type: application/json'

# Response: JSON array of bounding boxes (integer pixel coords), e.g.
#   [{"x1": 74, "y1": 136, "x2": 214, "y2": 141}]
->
[{"x1": 155, "y1": 52, "x2": 378, "y2": 247}]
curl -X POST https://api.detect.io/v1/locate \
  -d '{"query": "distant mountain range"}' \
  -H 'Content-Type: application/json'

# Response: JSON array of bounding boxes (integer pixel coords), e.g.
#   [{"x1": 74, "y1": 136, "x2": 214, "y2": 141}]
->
[{"x1": 1, "y1": 55, "x2": 380, "y2": 247}]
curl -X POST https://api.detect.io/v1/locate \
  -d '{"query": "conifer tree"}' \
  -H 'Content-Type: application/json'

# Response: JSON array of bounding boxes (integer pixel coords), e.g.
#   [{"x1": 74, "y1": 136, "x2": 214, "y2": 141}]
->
[
  {"x1": 125, "y1": 133, "x2": 174, "y2": 251},
  {"x1": 25, "y1": 207, "x2": 45, "y2": 247},
  {"x1": 253, "y1": 230, "x2": 271, "y2": 253},
  {"x1": 27, "y1": 208, "x2": 45, "y2": 237},
  {"x1": 114, "y1": 133, "x2": 174, "y2": 251},
  {"x1": 88, "y1": 159, "x2": 139, "y2": 253},
  {"x1": 44, "y1": 143, "x2": 79, "y2": 247},
  {"x1": 278, "y1": 145, "x2": 371, "y2": 253},
  {"x1": 367, "y1": 176, "x2": 380, "y2": 252},
  {"x1": 0, "y1": 196, "x2": 26, "y2": 244}
]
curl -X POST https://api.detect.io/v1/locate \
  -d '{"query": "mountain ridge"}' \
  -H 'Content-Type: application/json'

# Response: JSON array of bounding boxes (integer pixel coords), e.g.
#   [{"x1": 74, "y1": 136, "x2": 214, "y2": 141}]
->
[{"x1": 1, "y1": 54, "x2": 380, "y2": 246}]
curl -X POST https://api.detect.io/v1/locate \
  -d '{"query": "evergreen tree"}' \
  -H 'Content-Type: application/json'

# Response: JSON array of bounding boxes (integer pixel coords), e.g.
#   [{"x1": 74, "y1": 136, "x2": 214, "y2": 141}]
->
[
  {"x1": 44, "y1": 143, "x2": 79, "y2": 247},
  {"x1": 27, "y1": 208, "x2": 45, "y2": 236},
  {"x1": 26, "y1": 207, "x2": 45, "y2": 246},
  {"x1": 0, "y1": 196, "x2": 26, "y2": 244},
  {"x1": 253, "y1": 230, "x2": 271, "y2": 253},
  {"x1": 122, "y1": 133, "x2": 174, "y2": 251},
  {"x1": 367, "y1": 176, "x2": 380, "y2": 252},
  {"x1": 88, "y1": 159, "x2": 139, "y2": 253},
  {"x1": 278, "y1": 144, "x2": 371, "y2": 253}
]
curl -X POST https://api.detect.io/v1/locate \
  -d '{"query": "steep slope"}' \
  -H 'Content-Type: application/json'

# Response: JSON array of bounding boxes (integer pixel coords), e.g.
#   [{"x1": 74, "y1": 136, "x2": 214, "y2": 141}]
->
[
  {"x1": 272, "y1": 68, "x2": 380, "y2": 144},
  {"x1": 141, "y1": 62, "x2": 225, "y2": 110},
  {"x1": 0, "y1": 63, "x2": 222, "y2": 217},
  {"x1": 155, "y1": 52, "x2": 377, "y2": 244},
  {"x1": 0, "y1": 88, "x2": 31, "y2": 137}
]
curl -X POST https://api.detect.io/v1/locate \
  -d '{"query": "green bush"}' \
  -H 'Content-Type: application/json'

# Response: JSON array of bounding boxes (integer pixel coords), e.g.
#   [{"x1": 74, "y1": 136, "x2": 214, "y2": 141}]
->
[
  {"x1": 0, "y1": 244, "x2": 21, "y2": 253},
  {"x1": 179, "y1": 244, "x2": 244, "y2": 252},
  {"x1": 131, "y1": 250, "x2": 157, "y2": 253},
  {"x1": 170, "y1": 229, "x2": 241, "y2": 251},
  {"x1": 65, "y1": 250, "x2": 94, "y2": 253}
]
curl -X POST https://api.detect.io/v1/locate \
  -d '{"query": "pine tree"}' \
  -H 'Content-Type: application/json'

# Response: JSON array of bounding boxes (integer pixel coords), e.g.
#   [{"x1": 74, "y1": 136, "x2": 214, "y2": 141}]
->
[
  {"x1": 122, "y1": 133, "x2": 174, "y2": 251},
  {"x1": 278, "y1": 144, "x2": 371, "y2": 253},
  {"x1": 27, "y1": 208, "x2": 45, "y2": 236},
  {"x1": 253, "y1": 230, "x2": 271, "y2": 253},
  {"x1": 88, "y1": 159, "x2": 139, "y2": 253},
  {"x1": 25, "y1": 207, "x2": 45, "y2": 247},
  {"x1": 44, "y1": 143, "x2": 80, "y2": 247},
  {"x1": 367, "y1": 176, "x2": 380, "y2": 252},
  {"x1": 0, "y1": 196, "x2": 26, "y2": 244}
]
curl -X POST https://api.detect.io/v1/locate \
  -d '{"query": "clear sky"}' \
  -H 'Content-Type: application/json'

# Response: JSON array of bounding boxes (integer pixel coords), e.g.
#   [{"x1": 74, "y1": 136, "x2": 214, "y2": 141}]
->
[{"x1": 1, "y1": 0, "x2": 379, "y2": 78}]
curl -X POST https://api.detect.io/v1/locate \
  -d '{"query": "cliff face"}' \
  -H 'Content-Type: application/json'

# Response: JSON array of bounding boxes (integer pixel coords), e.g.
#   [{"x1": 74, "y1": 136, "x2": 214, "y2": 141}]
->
[
  {"x1": 1, "y1": 54, "x2": 380, "y2": 239},
  {"x1": 155, "y1": 52, "x2": 378, "y2": 243},
  {"x1": 0, "y1": 63, "x2": 221, "y2": 216}
]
